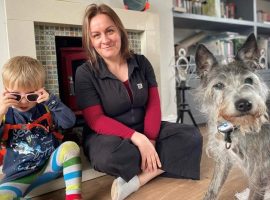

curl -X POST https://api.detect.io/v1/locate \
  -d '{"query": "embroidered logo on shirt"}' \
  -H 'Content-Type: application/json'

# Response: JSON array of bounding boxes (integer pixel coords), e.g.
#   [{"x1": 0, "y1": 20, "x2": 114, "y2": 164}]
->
[{"x1": 137, "y1": 83, "x2": 143, "y2": 89}]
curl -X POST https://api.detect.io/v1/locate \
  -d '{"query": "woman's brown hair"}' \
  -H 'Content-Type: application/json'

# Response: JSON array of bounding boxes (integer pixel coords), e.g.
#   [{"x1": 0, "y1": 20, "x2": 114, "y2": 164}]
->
[{"x1": 82, "y1": 4, "x2": 132, "y2": 64}]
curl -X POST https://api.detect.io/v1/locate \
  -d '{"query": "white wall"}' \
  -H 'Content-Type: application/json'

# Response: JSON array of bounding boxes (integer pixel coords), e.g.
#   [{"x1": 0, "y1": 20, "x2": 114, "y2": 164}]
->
[
  {"x1": 149, "y1": 0, "x2": 177, "y2": 120},
  {"x1": 0, "y1": 0, "x2": 8, "y2": 91}
]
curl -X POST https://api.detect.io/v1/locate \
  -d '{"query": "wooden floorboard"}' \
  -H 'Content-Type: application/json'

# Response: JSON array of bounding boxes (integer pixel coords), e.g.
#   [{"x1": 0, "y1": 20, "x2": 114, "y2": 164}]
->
[{"x1": 32, "y1": 125, "x2": 248, "y2": 200}]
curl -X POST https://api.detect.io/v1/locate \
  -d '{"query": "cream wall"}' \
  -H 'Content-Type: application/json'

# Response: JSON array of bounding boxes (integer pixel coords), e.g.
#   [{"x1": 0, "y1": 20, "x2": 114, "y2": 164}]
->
[
  {"x1": 2, "y1": 0, "x2": 177, "y2": 120},
  {"x1": 0, "y1": 0, "x2": 8, "y2": 90},
  {"x1": 150, "y1": 0, "x2": 176, "y2": 120}
]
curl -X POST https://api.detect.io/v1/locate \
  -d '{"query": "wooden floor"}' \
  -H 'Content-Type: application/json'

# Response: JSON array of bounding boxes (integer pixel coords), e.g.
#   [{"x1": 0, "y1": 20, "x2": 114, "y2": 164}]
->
[{"x1": 32, "y1": 125, "x2": 248, "y2": 200}]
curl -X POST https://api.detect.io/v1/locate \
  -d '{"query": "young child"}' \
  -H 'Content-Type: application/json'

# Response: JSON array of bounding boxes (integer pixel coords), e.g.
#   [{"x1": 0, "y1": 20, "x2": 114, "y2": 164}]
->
[{"x1": 0, "y1": 56, "x2": 82, "y2": 200}]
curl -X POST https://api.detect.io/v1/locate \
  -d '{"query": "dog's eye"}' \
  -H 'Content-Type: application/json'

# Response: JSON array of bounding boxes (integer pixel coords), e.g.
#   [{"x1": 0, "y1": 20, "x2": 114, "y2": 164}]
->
[
  {"x1": 213, "y1": 83, "x2": 225, "y2": 90},
  {"x1": 244, "y1": 77, "x2": 253, "y2": 85}
]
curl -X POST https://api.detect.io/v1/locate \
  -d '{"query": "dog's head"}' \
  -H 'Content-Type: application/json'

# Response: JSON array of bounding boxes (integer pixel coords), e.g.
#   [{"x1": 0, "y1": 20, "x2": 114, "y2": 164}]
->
[{"x1": 195, "y1": 33, "x2": 269, "y2": 133}]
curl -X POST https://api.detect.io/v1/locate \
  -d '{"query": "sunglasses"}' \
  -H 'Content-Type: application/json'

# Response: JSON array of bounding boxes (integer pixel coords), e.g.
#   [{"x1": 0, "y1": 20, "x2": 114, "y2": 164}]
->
[{"x1": 9, "y1": 92, "x2": 39, "y2": 102}]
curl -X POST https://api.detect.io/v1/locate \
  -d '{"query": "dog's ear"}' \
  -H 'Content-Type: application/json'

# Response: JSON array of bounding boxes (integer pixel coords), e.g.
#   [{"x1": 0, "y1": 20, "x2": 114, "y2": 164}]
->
[
  {"x1": 195, "y1": 44, "x2": 217, "y2": 78},
  {"x1": 235, "y1": 33, "x2": 259, "y2": 62}
]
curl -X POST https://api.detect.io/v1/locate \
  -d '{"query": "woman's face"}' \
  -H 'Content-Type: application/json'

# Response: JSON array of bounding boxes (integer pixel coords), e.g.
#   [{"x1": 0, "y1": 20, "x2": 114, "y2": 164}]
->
[{"x1": 89, "y1": 14, "x2": 122, "y2": 61}]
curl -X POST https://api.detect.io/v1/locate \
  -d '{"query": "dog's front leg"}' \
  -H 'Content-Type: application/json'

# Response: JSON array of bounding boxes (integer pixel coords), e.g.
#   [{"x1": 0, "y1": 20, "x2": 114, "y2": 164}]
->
[
  {"x1": 248, "y1": 173, "x2": 267, "y2": 200},
  {"x1": 204, "y1": 158, "x2": 232, "y2": 200},
  {"x1": 248, "y1": 190, "x2": 264, "y2": 200}
]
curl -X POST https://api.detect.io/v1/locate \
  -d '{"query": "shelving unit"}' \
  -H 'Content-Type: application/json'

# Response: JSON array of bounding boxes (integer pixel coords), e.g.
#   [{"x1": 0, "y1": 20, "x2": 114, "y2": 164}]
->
[
  {"x1": 173, "y1": 12, "x2": 255, "y2": 33},
  {"x1": 257, "y1": 22, "x2": 270, "y2": 34},
  {"x1": 173, "y1": 13, "x2": 270, "y2": 35},
  {"x1": 173, "y1": 0, "x2": 270, "y2": 125},
  {"x1": 173, "y1": 0, "x2": 270, "y2": 35}
]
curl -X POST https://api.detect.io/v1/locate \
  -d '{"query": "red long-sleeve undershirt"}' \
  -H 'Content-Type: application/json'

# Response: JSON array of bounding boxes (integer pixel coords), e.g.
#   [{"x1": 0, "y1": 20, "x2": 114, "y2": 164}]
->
[
  {"x1": 82, "y1": 85, "x2": 161, "y2": 140},
  {"x1": 144, "y1": 87, "x2": 161, "y2": 140}
]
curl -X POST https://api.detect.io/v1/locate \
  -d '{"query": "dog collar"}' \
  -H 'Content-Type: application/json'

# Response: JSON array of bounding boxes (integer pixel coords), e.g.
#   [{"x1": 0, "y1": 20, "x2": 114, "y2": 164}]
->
[{"x1": 217, "y1": 121, "x2": 238, "y2": 149}]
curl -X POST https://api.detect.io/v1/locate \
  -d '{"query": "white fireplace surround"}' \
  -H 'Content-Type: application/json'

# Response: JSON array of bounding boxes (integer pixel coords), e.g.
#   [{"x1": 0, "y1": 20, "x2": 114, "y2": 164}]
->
[{"x1": 2, "y1": 0, "x2": 160, "y2": 197}]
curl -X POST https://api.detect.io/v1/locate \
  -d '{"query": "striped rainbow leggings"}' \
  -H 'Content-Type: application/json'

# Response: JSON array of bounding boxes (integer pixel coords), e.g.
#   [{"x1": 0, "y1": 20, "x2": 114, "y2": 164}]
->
[{"x1": 0, "y1": 141, "x2": 82, "y2": 199}]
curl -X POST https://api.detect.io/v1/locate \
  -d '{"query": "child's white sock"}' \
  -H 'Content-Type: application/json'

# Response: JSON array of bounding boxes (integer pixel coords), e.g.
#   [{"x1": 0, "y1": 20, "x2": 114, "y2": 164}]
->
[{"x1": 111, "y1": 176, "x2": 140, "y2": 200}]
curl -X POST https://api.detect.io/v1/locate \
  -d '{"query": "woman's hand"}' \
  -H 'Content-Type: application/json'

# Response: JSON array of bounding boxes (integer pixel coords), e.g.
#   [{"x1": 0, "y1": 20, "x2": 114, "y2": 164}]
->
[
  {"x1": 131, "y1": 132, "x2": 162, "y2": 173},
  {"x1": 36, "y1": 88, "x2": 50, "y2": 103}
]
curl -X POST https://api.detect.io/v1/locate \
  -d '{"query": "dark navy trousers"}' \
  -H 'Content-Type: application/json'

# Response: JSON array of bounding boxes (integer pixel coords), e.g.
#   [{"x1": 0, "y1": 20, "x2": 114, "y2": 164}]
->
[{"x1": 82, "y1": 121, "x2": 203, "y2": 182}]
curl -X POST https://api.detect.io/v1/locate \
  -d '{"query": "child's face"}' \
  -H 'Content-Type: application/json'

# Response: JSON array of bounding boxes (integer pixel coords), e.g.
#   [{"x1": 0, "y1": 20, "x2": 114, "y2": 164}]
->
[{"x1": 6, "y1": 87, "x2": 40, "y2": 112}]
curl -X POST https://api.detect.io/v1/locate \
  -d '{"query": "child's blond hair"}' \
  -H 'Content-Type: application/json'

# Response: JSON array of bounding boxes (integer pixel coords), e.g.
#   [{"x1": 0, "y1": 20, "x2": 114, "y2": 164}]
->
[{"x1": 2, "y1": 56, "x2": 46, "y2": 90}]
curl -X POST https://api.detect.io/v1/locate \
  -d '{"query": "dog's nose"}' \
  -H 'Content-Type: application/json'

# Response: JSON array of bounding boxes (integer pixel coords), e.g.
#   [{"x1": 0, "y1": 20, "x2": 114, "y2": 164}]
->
[{"x1": 235, "y1": 99, "x2": 252, "y2": 112}]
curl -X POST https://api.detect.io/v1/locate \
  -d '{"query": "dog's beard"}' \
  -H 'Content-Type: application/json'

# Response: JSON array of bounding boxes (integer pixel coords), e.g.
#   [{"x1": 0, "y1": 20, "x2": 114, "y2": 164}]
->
[{"x1": 219, "y1": 112, "x2": 268, "y2": 134}]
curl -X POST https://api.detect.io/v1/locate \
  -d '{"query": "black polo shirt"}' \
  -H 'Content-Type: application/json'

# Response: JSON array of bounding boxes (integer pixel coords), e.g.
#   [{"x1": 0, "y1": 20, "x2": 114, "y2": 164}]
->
[{"x1": 75, "y1": 54, "x2": 157, "y2": 132}]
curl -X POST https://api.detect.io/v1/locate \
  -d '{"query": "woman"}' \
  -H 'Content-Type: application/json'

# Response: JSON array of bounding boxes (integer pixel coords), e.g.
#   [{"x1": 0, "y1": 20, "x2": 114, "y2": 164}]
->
[{"x1": 75, "y1": 4, "x2": 202, "y2": 200}]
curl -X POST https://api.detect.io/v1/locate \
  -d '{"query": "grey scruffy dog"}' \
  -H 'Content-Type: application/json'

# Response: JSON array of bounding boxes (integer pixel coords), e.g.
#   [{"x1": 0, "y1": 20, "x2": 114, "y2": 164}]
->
[{"x1": 195, "y1": 33, "x2": 270, "y2": 200}]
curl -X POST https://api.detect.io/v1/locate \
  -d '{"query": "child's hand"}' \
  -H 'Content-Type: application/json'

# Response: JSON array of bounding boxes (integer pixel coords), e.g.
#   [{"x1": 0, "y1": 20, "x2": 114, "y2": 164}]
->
[
  {"x1": 36, "y1": 88, "x2": 50, "y2": 103},
  {"x1": 0, "y1": 90, "x2": 19, "y2": 116}
]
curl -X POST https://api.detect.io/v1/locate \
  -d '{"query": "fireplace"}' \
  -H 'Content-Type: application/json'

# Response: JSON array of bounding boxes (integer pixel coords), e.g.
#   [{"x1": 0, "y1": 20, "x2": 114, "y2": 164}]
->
[
  {"x1": 58, "y1": 47, "x2": 87, "y2": 113},
  {"x1": 55, "y1": 36, "x2": 87, "y2": 115}
]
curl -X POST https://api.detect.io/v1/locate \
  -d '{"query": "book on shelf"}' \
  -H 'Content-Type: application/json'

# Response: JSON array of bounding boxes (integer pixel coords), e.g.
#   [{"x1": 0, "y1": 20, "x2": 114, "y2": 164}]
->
[
  {"x1": 202, "y1": 0, "x2": 220, "y2": 17},
  {"x1": 174, "y1": 0, "x2": 184, "y2": 7},
  {"x1": 257, "y1": 10, "x2": 270, "y2": 23},
  {"x1": 202, "y1": 35, "x2": 269, "y2": 69},
  {"x1": 173, "y1": 0, "x2": 223, "y2": 17},
  {"x1": 201, "y1": 34, "x2": 247, "y2": 63},
  {"x1": 173, "y1": 0, "x2": 204, "y2": 15},
  {"x1": 173, "y1": 6, "x2": 187, "y2": 13},
  {"x1": 231, "y1": 38, "x2": 246, "y2": 55}
]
